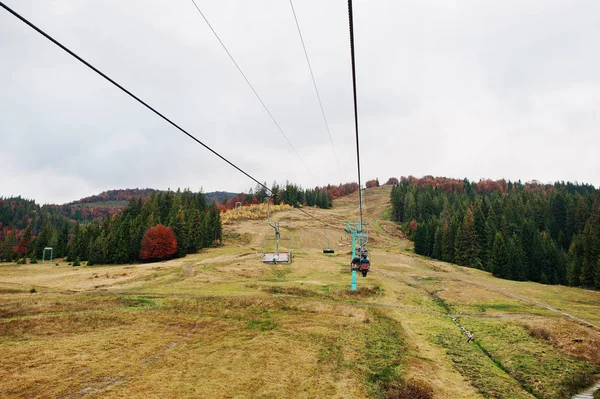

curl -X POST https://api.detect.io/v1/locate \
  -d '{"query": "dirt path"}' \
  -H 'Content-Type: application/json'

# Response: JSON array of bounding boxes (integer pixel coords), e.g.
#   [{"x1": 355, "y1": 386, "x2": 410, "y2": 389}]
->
[
  {"x1": 456, "y1": 278, "x2": 600, "y2": 330},
  {"x1": 572, "y1": 382, "x2": 600, "y2": 399}
]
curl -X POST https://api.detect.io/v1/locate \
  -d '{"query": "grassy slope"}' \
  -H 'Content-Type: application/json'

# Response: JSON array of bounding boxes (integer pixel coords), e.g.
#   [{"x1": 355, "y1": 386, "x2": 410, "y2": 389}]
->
[{"x1": 1, "y1": 186, "x2": 599, "y2": 398}]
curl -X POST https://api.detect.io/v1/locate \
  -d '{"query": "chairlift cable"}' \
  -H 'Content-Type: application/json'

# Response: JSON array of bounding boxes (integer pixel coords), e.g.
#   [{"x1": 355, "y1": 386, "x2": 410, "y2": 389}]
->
[
  {"x1": 347, "y1": 0, "x2": 364, "y2": 231},
  {"x1": 0, "y1": 1, "x2": 271, "y2": 195},
  {"x1": 190, "y1": 0, "x2": 317, "y2": 183},
  {"x1": 1, "y1": 1, "x2": 350, "y2": 240},
  {"x1": 288, "y1": 0, "x2": 343, "y2": 178}
]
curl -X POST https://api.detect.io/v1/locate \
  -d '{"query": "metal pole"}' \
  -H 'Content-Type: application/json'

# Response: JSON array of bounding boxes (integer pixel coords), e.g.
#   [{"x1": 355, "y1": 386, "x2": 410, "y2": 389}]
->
[
  {"x1": 275, "y1": 223, "x2": 279, "y2": 255},
  {"x1": 267, "y1": 196, "x2": 279, "y2": 256},
  {"x1": 351, "y1": 230, "x2": 357, "y2": 290}
]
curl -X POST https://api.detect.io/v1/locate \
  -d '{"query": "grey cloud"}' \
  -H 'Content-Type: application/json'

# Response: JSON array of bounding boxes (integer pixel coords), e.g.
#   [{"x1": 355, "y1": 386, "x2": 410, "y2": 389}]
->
[{"x1": 0, "y1": 0, "x2": 598, "y2": 204}]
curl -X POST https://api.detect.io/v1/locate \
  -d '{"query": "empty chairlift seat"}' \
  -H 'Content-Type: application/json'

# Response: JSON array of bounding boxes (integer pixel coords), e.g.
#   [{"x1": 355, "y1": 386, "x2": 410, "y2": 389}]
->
[{"x1": 261, "y1": 252, "x2": 291, "y2": 264}]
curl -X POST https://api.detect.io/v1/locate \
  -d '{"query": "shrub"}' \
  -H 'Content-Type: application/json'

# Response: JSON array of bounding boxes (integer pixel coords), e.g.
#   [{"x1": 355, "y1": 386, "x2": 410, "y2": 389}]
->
[
  {"x1": 29, "y1": 287, "x2": 37, "y2": 294},
  {"x1": 527, "y1": 325, "x2": 552, "y2": 341},
  {"x1": 30, "y1": 255, "x2": 38, "y2": 264},
  {"x1": 385, "y1": 381, "x2": 433, "y2": 399},
  {"x1": 72, "y1": 258, "x2": 81, "y2": 266}
]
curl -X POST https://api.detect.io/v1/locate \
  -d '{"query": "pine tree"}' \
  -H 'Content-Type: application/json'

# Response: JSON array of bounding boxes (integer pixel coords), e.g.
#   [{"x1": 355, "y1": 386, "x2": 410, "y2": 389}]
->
[
  {"x1": 403, "y1": 192, "x2": 417, "y2": 222},
  {"x1": 172, "y1": 208, "x2": 188, "y2": 257},
  {"x1": 207, "y1": 203, "x2": 222, "y2": 245},
  {"x1": 506, "y1": 234, "x2": 526, "y2": 280},
  {"x1": 88, "y1": 234, "x2": 107, "y2": 266},
  {"x1": 442, "y1": 218, "x2": 456, "y2": 263},
  {"x1": 432, "y1": 222, "x2": 443, "y2": 260},
  {"x1": 56, "y1": 224, "x2": 69, "y2": 258},
  {"x1": 595, "y1": 257, "x2": 600, "y2": 289},
  {"x1": 580, "y1": 221, "x2": 596, "y2": 286},
  {"x1": 455, "y1": 208, "x2": 482, "y2": 268},
  {"x1": 566, "y1": 237, "x2": 583, "y2": 286},
  {"x1": 489, "y1": 232, "x2": 507, "y2": 278},
  {"x1": 413, "y1": 223, "x2": 428, "y2": 255},
  {"x1": 114, "y1": 215, "x2": 131, "y2": 263}
]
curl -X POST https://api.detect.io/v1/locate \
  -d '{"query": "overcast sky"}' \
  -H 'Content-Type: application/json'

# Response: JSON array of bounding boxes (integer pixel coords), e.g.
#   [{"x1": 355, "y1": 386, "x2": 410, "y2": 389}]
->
[{"x1": 1, "y1": 0, "x2": 598, "y2": 204}]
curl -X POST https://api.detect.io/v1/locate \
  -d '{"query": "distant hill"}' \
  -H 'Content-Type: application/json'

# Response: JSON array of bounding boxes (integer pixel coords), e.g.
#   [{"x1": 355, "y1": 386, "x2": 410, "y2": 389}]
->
[
  {"x1": 65, "y1": 188, "x2": 159, "y2": 206},
  {"x1": 204, "y1": 191, "x2": 239, "y2": 205},
  {"x1": 64, "y1": 188, "x2": 236, "y2": 207},
  {"x1": 45, "y1": 189, "x2": 238, "y2": 222}
]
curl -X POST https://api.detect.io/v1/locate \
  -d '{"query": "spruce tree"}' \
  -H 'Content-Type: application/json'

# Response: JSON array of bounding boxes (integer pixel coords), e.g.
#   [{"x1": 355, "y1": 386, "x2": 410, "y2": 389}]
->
[
  {"x1": 432, "y1": 223, "x2": 443, "y2": 260},
  {"x1": 414, "y1": 224, "x2": 427, "y2": 255},
  {"x1": 490, "y1": 232, "x2": 507, "y2": 278}
]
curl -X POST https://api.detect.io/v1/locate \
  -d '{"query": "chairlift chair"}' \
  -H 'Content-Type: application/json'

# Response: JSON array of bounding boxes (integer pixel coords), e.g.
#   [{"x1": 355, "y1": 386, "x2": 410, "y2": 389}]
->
[
  {"x1": 261, "y1": 197, "x2": 292, "y2": 264},
  {"x1": 322, "y1": 225, "x2": 335, "y2": 254}
]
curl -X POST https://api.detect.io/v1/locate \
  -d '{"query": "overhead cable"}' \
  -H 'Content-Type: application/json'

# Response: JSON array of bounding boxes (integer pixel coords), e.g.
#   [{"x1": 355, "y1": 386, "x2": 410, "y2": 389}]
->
[
  {"x1": 190, "y1": 0, "x2": 316, "y2": 183},
  {"x1": 288, "y1": 0, "x2": 343, "y2": 178},
  {"x1": 0, "y1": 1, "x2": 271, "y2": 195},
  {"x1": 347, "y1": 0, "x2": 364, "y2": 230},
  {"x1": 1, "y1": 1, "x2": 348, "y2": 233}
]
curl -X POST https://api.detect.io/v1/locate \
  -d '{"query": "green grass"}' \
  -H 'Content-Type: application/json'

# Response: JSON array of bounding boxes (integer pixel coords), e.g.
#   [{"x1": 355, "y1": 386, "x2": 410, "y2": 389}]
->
[
  {"x1": 3, "y1": 186, "x2": 600, "y2": 398},
  {"x1": 118, "y1": 296, "x2": 160, "y2": 310},
  {"x1": 361, "y1": 309, "x2": 408, "y2": 397},
  {"x1": 432, "y1": 320, "x2": 534, "y2": 399},
  {"x1": 246, "y1": 319, "x2": 278, "y2": 331},
  {"x1": 462, "y1": 318, "x2": 598, "y2": 398},
  {"x1": 381, "y1": 207, "x2": 393, "y2": 221}
]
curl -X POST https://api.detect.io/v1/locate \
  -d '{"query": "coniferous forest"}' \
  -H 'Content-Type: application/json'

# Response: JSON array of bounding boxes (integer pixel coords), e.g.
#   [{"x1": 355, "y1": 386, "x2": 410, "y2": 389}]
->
[
  {"x1": 0, "y1": 189, "x2": 222, "y2": 265},
  {"x1": 390, "y1": 177, "x2": 600, "y2": 288},
  {"x1": 0, "y1": 181, "x2": 360, "y2": 265},
  {"x1": 222, "y1": 181, "x2": 359, "y2": 210}
]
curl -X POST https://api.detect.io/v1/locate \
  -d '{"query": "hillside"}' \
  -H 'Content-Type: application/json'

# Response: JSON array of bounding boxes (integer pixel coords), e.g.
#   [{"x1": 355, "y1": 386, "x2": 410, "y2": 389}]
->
[
  {"x1": 47, "y1": 189, "x2": 238, "y2": 222},
  {"x1": 1, "y1": 186, "x2": 599, "y2": 398}
]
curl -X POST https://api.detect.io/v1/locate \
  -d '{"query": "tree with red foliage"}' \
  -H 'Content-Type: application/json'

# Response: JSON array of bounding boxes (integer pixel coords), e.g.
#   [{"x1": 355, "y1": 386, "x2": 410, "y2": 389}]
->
[
  {"x1": 408, "y1": 219, "x2": 418, "y2": 235},
  {"x1": 140, "y1": 224, "x2": 177, "y2": 261},
  {"x1": 14, "y1": 225, "x2": 32, "y2": 256},
  {"x1": 365, "y1": 179, "x2": 378, "y2": 189}
]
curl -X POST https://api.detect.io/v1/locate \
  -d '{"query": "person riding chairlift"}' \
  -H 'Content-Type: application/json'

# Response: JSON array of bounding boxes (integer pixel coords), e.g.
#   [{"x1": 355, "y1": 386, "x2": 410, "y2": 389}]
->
[{"x1": 360, "y1": 252, "x2": 370, "y2": 277}]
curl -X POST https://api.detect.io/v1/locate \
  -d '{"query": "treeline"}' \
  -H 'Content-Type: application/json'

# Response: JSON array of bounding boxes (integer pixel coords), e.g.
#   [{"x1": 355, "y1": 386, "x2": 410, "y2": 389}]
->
[
  {"x1": 46, "y1": 188, "x2": 160, "y2": 223},
  {"x1": 390, "y1": 176, "x2": 600, "y2": 288},
  {"x1": 65, "y1": 188, "x2": 159, "y2": 205},
  {"x1": 365, "y1": 179, "x2": 380, "y2": 188},
  {"x1": 1, "y1": 197, "x2": 72, "y2": 261},
  {"x1": 46, "y1": 189, "x2": 235, "y2": 223},
  {"x1": 223, "y1": 181, "x2": 360, "y2": 210},
  {"x1": 0, "y1": 189, "x2": 222, "y2": 264},
  {"x1": 47, "y1": 204, "x2": 122, "y2": 223}
]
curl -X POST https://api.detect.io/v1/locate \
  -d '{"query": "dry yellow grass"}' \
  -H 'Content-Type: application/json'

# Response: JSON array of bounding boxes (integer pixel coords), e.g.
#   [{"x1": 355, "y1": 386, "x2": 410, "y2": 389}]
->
[{"x1": 2, "y1": 186, "x2": 600, "y2": 398}]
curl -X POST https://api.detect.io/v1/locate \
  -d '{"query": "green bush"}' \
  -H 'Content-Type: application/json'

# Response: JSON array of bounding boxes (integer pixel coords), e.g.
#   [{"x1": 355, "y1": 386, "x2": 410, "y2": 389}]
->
[{"x1": 72, "y1": 258, "x2": 81, "y2": 266}]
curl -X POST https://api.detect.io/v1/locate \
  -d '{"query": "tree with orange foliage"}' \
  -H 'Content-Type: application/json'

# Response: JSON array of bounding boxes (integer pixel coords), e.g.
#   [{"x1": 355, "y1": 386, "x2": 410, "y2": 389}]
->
[
  {"x1": 365, "y1": 179, "x2": 377, "y2": 189},
  {"x1": 140, "y1": 224, "x2": 177, "y2": 262}
]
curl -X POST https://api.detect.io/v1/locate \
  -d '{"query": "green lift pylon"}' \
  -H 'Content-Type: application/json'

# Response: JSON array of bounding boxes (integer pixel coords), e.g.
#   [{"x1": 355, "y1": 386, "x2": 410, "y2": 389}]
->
[{"x1": 345, "y1": 222, "x2": 361, "y2": 290}]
